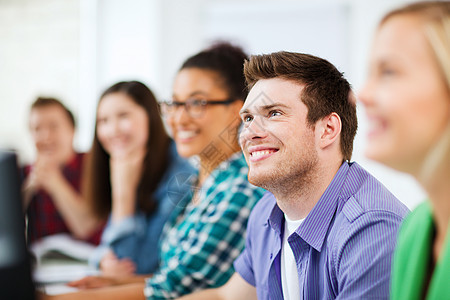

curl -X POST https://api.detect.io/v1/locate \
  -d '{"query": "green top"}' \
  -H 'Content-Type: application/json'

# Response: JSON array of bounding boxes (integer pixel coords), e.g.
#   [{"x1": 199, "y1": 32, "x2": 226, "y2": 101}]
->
[{"x1": 391, "y1": 201, "x2": 450, "y2": 300}]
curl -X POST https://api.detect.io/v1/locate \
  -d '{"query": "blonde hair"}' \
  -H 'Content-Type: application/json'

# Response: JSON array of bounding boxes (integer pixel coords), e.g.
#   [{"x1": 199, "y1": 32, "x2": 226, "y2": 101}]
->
[{"x1": 381, "y1": 1, "x2": 450, "y2": 183}]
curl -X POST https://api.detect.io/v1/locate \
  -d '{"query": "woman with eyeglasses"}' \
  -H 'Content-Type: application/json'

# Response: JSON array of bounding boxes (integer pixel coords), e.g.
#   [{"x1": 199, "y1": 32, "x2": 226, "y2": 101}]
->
[
  {"x1": 359, "y1": 2, "x2": 450, "y2": 299},
  {"x1": 42, "y1": 42, "x2": 265, "y2": 300},
  {"x1": 161, "y1": 46, "x2": 247, "y2": 188},
  {"x1": 146, "y1": 42, "x2": 264, "y2": 298}
]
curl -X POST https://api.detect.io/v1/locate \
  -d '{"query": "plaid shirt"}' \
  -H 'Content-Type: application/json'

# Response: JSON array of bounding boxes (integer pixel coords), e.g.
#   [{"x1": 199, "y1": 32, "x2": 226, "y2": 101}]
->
[
  {"x1": 144, "y1": 152, "x2": 265, "y2": 299},
  {"x1": 24, "y1": 153, "x2": 103, "y2": 245}
]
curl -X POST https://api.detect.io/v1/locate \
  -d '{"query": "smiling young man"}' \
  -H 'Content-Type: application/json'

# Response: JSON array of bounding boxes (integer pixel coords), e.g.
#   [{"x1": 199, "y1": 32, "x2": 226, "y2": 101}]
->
[
  {"x1": 23, "y1": 97, "x2": 103, "y2": 245},
  {"x1": 178, "y1": 52, "x2": 410, "y2": 300}
]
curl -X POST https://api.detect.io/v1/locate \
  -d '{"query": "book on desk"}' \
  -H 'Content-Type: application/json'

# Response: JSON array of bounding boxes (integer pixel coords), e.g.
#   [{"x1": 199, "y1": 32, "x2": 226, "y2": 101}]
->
[{"x1": 31, "y1": 234, "x2": 100, "y2": 295}]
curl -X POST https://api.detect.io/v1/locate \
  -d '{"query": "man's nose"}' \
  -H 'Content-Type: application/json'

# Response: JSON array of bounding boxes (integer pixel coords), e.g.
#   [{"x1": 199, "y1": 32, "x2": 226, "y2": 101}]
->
[
  {"x1": 240, "y1": 116, "x2": 268, "y2": 144},
  {"x1": 36, "y1": 127, "x2": 52, "y2": 141}
]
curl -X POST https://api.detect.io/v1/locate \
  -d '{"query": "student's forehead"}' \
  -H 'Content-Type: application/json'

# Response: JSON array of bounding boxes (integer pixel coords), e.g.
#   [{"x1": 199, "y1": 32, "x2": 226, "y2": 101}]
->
[
  {"x1": 243, "y1": 85, "x2": 303, "y2": 112},
  {"x1": 243, "y1": 94, "x2": 279, "y2": 111},
  {"x1": 31, "y1": 105, "x2": 67, "y2": 120},
  {"x1": 248, "y1": 77, "x2": 303, "y2": 97}
]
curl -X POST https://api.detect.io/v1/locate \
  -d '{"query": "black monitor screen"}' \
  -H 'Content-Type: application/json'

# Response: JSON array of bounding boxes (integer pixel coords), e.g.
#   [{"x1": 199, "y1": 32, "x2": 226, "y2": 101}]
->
[{"x1": 0, "y1": 151, "x2": 35, "y2": 300}]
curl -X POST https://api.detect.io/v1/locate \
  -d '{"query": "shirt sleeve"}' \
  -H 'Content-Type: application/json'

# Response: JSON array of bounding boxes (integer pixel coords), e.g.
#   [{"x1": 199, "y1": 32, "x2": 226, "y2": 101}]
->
[
  {"x1": 90, "y1": 190, "x2": 191, "y2": 274},
  {"x1": 89, "y1": 151, "x2": 195, "y2": 274},
  {"x1": 333, "y1": 210, "x2": 404, "y2": 299},
  {"x1": 233, "y1": 209, "x2": 256, "y2": 286},
  {"x1": 144, "y1": 188, "x2": 256, "y2": 299},
  {"x1": 88, "y1": 212, "x2": 152, "y2": 270}
]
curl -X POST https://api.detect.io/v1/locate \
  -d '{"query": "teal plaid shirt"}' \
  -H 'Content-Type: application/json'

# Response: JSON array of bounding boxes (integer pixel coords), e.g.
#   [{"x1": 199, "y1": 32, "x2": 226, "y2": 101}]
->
[{"x1": 144, "y1": 152, "x2": 265, "y2": 299}]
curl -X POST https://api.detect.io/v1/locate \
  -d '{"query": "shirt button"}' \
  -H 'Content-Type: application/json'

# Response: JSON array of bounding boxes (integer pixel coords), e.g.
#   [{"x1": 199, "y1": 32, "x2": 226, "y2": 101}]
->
[{"x1": 270, "y1": 253, "x2": 273, "y2": 259}]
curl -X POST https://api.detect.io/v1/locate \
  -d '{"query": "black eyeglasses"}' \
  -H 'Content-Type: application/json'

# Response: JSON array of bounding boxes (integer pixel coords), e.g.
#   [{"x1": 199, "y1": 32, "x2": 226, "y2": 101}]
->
[{"x1": 160, "y1": 98, "x2": 238, "y2": 118}]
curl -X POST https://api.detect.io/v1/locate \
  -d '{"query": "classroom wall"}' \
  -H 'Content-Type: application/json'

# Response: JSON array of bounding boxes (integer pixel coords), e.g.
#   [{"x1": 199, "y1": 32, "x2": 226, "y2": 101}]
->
[
  {"x1": 0, "y1": 0, "x2": 425, "y2": 209},
  {"x1": 0, "y1": 0, "x2": 80, "y2": 162}
]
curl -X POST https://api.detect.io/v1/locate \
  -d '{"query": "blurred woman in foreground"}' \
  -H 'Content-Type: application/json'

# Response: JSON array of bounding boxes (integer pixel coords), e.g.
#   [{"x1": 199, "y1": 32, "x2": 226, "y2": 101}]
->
[{"x1": 359, "y1": 2, "x2": 450, "y2": 299}]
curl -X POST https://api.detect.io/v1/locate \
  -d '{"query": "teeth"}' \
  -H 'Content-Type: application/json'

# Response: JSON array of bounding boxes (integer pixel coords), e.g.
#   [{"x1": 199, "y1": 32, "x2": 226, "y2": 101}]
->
[
  {"x1": 178, "y1": 131, "x2": 197, "y2": 139},
  {"x1": 251, "y1": 150, "x2": 273, "y2": 158}
]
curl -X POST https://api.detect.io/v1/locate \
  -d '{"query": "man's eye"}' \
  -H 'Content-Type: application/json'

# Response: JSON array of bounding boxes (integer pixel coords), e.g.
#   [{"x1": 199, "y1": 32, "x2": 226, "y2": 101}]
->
[
  {"x1": 269, "y1": 110, "x2": 281, "y2": 117},
  {"x1": 243, "y1": 115, "x2": 253, "y2": 123}
]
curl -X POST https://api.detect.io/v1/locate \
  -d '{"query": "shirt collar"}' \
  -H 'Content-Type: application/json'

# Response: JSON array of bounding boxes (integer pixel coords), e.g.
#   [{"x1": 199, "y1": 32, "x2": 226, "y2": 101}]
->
[
  {"x1": 63, "y1": 152, "x2": 83, "y2": 172},
  {"x1": 296, "y1": 161, "x2": 350, "y2": 251},
  {"x1": 268, "y1": 202, "x2": 285, "y2": 236}
]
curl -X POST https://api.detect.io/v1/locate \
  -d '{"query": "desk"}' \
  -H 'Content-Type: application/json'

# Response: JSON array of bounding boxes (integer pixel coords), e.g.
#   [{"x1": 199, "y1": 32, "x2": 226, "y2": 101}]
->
[{"x1": 34, "y1": 258, "x2": 99, "y2": 295}]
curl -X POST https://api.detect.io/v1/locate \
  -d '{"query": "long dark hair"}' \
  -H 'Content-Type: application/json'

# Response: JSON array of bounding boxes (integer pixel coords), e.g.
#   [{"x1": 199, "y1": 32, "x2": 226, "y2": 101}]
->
[{"x1": 84, "y1": 81, "x2": 171, "y2": 218}]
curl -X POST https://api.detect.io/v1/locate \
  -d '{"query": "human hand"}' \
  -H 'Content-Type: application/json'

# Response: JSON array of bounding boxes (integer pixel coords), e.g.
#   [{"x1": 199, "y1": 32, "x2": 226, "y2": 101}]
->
[
  {"x1": 109, "y1": 147, "x2": 146, "y2": 220},
  {"x1": 22, "y1": 155, "x2": 64, "y2": 209},
  {"x1": 32, "y1": 154, "x2": 65, "y2": 192},
  {"x1": 100, "y1": 251, "x2": 136, "y2": 277},
  {"x1": 67, "y1": 275, "x2": 119, "y2": 290},
  {"x1": 22, "y1": 168, "x2": 41, "y2": 208},
  {"x1": 109, "y1": 147, "x2": 146, "y2": 195}
]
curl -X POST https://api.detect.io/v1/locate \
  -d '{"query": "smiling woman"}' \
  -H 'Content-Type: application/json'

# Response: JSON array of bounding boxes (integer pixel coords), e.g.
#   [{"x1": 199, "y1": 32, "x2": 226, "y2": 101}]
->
[
  {"x1": 96, "y1": 92, "x2": 149, "y2": 161},
  {"x1": 163, "y1": 68, "x2": 243, "y2": 176},
  {"x1": 141, "y1": 43, "x2": 265, "y2": 298},
  {"x1": 84, "y1": 81, "x2": 195, "y2": 275},
  {"x1": 358, "y1": 2, "x2": 450, "y2": 299}
]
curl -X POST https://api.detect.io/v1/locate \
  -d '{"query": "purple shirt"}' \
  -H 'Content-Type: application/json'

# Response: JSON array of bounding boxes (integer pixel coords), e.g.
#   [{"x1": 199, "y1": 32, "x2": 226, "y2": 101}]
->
[{"x1": 234, "y1": 162, "x2": 409, "y2": 300}]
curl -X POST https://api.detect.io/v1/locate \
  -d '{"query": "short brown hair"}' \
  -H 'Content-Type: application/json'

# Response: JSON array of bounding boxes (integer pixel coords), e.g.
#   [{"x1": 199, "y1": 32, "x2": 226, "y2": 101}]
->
[
  {"x1": 244, "y1": 52, "x2": 357, "y2": 161},
  {"x1": 31, "y1": 97, "x2": 75, "y2": 127}
]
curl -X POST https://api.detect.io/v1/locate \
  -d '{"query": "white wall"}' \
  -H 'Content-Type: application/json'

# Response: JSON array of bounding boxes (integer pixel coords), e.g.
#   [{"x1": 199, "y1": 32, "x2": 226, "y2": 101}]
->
[
  {"x1": 0, "y1": 0, "x2": 80, "y2": 162},
  {"x1": 0, "y1": 0, "x2": 425, "y2": 209},
  {"x1": 77, "y1": 0, "x2": 163, "y2": 151}
]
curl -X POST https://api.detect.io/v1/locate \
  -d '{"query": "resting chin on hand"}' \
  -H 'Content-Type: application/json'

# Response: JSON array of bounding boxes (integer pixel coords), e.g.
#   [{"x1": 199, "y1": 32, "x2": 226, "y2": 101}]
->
[{"x1": 109, "y1": 147, "x2": 145, "y2": 222}]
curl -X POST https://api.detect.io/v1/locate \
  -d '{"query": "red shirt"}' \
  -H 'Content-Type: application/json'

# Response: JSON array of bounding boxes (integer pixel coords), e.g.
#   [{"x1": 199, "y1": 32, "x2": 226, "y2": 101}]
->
[{"x1": 24, "y1": 153, "x2": 103, "y2": 245}]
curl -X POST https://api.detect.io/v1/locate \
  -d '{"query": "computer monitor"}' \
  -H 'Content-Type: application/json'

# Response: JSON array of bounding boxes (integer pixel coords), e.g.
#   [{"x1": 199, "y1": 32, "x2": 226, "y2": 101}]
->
[{"x1": 0, "y1": 151, "x2": 35, "y2": 300}]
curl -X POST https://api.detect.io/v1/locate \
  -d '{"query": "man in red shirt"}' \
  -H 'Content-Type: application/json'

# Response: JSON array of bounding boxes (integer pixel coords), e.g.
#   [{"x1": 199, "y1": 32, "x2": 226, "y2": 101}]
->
[{"x1": 23, "y1": 97, "x2": 103, "y2": 245}]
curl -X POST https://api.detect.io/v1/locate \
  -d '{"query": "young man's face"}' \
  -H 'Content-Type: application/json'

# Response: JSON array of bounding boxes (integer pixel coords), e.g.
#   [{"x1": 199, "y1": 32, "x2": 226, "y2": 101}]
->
[
  {"x1": 239, "y1": 78, "x2": 319, "y2": 190},
  {"x1": 29, "y1": 105, "x2": 75, "y2": 164}
]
